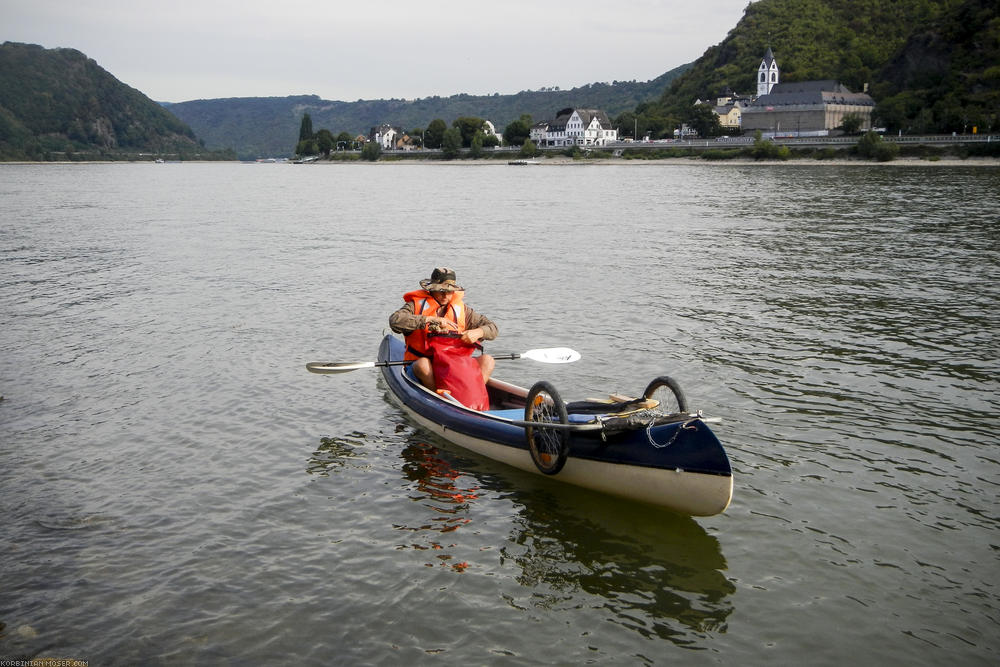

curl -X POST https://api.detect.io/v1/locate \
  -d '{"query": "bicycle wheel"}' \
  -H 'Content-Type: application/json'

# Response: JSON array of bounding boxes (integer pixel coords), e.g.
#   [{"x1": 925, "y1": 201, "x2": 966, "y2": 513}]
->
[
  {"x1": 642, "y1": 376, "x2": 688, "y2": 415},
  {"x1": 524, "y1": 380, "x2": 570, "y2": 475}
]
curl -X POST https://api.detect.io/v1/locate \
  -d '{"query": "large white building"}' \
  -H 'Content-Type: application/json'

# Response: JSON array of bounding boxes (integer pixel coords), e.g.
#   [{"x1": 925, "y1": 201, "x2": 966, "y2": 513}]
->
[
  {"x1": 712, "y1": 49, "x2": 876, "y2": 136},
  {"x1": 369, "y1": 124, "x2": 401, "y2": 150},
  {"x1": 742, "y1": 49, "x2": 875, "y2": 136},
  {"x1": 531, "y1": 108, "x2": 618, "y2": 147}
]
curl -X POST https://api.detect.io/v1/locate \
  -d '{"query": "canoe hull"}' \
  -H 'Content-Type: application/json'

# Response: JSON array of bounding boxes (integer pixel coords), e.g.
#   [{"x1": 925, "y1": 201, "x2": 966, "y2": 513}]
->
[{"x1": 378, "y1": 335, "x2": 733, "y2": 516}]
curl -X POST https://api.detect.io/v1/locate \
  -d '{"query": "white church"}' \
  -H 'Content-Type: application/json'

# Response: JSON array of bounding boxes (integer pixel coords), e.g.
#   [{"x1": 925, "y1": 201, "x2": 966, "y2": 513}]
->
[{"x1": 739, "y1": 48, "x2": 876, "y2": 136}]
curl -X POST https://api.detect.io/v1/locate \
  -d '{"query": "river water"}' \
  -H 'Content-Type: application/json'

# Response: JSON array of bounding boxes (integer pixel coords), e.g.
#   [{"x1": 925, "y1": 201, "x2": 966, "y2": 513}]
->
[{"x1": 1, "y1": 161, "x2": 997, "y2": 665}]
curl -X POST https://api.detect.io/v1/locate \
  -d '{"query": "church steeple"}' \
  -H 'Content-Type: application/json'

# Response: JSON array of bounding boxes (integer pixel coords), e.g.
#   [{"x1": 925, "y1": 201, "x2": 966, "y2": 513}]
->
[{"x1": 757, "y1": 47, "x2": 779, "y2": 97}]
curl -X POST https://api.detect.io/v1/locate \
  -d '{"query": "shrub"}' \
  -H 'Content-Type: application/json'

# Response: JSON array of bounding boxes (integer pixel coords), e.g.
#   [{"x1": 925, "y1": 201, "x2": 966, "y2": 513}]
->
[
  {"x1": 748, "y1": 135, "x2": 789, "y2": 160},
  {"x1": 701, "y1": 148, "x2": 741, "y2": 160},
  {"x1": 964, "y1": 142, "x2": 1000, "y2": 158},
  {"x1": 360, "y1": 142, "x2": 381, "y2": 161},
  {"x1": 873, "y1": 141, "x2": 900, "y2": 162},
  {"x1": 855, "y1": 130, "x2": 898, "y2": 161}
]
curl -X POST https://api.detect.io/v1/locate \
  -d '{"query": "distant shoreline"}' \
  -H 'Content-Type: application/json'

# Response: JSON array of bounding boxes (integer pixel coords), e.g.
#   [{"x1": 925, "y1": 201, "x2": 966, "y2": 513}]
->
[
  {"x1": 329, "y1": 155, "x2": 1000, "y2": 167},
  {"x1": 3, "y1": 156, "x2": 998, "y2": 167}
]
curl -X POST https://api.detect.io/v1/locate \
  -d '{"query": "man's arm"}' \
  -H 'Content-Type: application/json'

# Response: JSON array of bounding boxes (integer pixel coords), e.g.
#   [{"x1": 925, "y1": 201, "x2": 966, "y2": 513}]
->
[
  {"x1": 464, "y1": 307, "x2": 498, "y2": 342},
  {"x1": 389, "y1": 302, "x2": 423, "y2": 334}
]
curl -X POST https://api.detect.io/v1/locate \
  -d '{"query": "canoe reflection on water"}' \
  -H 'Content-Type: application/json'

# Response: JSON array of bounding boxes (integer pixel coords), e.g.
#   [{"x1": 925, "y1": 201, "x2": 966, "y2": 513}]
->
[
  {"x1": 307, "y1": 432, "x2": 371, "y2": 475},
  {"x1": 305, "y1": 427, "x2": 734, "y2": 645},
  {"x1": 394, "y1": 436, "x2": 735, "y2": 642}
]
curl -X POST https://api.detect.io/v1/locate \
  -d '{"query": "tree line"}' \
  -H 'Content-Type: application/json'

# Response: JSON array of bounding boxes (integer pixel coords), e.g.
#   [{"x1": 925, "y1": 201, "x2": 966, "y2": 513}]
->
[
  {"x1": 293, "y1": 101, "x2": 784, "y2": 161},
  {"x1": 295, "y1": 113, "x2": 537, "y2": 159}
]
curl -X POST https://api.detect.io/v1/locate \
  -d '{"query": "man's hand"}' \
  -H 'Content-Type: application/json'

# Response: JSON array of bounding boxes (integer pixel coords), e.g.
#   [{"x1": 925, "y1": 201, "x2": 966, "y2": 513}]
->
[
  {"x1": 426, "y1": 316, "x2": 459, "y2": 331},
  {"x1": 461, "y1": 327, "x2": 484, "y2": 344}
]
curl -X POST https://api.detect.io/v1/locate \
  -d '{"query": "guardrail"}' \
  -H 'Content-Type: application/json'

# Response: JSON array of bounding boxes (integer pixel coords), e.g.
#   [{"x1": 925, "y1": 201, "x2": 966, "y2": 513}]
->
[{"x1": 606, "y1": 134, "x2": 999, "y2": 150}]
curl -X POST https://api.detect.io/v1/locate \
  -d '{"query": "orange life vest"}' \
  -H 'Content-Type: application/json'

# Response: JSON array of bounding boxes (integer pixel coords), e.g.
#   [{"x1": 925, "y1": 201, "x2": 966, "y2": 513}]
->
[{"x1": 402, "y1": 289, "x2": 467, "y2": 360}]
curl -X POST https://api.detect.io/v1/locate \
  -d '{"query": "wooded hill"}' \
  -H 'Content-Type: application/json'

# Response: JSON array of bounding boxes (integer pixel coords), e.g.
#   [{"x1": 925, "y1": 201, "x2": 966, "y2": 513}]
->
[
  {"x1": 163, "y1": 68, "x2": 689, "y2": 160},
  {"x1": 636, "y1": 0, "x2": 999, "y2": 138},
  {"x1": 170, "y1": 0, "x2": 998, "y2": 157},
  {"x1": 0, "y1": 42, "x2": 234, "y2": 161},
  {"x1": 3, "y1": 0, "x2": 995, "y2": 161}
]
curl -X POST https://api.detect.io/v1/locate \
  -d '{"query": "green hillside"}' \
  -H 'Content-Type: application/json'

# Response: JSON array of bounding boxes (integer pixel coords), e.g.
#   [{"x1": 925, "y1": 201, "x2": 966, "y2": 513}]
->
[
  {"x1": 5, "y1": 0, "x2": 995, "y2": 162},
  {"x1": 165, "y1": 67, "x2": 690, "y2": 160},
  {"x1": 633, "y1": 0, "x2": 999, "y2": 137},
  {"x1": 875, "y1": 0, "x2": 1000, "y2": 132},
  {"x1": 0, "y1": 42, "x2": 234, "y2": 161}
]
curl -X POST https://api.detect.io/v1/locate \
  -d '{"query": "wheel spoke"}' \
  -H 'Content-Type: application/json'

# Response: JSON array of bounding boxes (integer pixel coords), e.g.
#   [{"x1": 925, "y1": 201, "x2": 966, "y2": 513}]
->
[
  {"x1": 642, "y1": 376, "x2": 688, "y2": 416},
  {"x1": 525, "y1": 381, "x2": 569, "y2": 475}
]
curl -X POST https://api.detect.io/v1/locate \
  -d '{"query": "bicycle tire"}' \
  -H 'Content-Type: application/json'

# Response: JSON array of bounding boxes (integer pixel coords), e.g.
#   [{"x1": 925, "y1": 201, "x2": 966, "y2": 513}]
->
[
  {"x1": 642, "y1": 376, "x2": 688, "y2": 415},
  {"x1": 524, "y1": 380, "x2": 570, "y2": 475}
]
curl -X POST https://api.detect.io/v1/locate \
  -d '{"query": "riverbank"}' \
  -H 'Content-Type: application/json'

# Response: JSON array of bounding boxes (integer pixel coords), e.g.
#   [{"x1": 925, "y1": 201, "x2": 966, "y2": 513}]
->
[
  {"x1": 544, "y1": 155, "x2": 1000, "y2": 167},
  {"x1": 322, "y1": 154, "x2": 1000, "y2": 167},
  {"x1": 3, "y1": 155, "x2": 997, "y2": 167}
]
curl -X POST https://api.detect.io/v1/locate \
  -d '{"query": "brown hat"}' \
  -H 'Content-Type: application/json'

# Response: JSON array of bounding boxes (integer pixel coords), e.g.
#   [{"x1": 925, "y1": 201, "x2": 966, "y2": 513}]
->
[{"x1": 420, "y1": 267, "x2": 463, "y2": 292}]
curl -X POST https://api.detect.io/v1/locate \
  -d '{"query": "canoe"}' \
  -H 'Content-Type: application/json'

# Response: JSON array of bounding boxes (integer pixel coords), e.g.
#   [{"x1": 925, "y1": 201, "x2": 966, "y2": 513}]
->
[{"x1": 377, "y1": 335, "x2": 733, "y2": 516}]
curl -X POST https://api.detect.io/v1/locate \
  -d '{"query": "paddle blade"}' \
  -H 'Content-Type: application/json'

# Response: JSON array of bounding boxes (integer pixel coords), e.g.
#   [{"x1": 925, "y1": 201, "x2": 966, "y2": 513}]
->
[
  {"x1": 521, "y1": 348, "x2": 581, "y2": 364},
  {"x1": 306, "y1": 361, "x2": 376, "y2": 374}
]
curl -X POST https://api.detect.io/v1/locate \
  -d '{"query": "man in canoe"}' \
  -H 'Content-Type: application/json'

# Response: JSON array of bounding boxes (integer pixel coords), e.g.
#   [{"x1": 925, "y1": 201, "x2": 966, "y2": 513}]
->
[{"x1": 389, "y1": 267, "x2": 497, "y2": 398}]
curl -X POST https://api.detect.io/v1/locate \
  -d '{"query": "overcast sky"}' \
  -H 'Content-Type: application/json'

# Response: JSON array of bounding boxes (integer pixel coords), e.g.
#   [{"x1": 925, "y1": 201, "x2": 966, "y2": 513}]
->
[{"x1": 4, "y1": 0, "x2": 753, "y2": 103}]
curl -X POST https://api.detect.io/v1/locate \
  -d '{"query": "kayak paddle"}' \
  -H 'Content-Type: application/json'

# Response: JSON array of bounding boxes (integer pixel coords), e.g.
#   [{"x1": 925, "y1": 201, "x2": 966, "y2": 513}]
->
[{"x1": 306, "y1": 347, "x2": 581, "y2": 374}]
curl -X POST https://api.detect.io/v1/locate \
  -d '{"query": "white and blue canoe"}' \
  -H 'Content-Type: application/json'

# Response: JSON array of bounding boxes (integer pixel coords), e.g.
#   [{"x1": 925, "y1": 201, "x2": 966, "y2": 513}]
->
[{"x1": 372, "y1": 335, "x2": 733, "y2": 516}]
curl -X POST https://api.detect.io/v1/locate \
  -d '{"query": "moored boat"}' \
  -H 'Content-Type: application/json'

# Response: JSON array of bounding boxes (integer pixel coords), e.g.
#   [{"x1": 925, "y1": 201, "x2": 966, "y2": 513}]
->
[{"x1": 375, "y1": 335, "x2": 733, "y2": 516}]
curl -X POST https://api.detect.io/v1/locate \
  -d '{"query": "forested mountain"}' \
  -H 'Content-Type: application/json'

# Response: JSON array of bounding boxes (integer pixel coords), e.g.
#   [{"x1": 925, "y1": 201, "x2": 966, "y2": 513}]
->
[
  {"x1": 630, "y1": 0, "x2": 999, "y2": 138},
  {"x1": 4, "y1": 0, "x2": 995, "y2": 161},
  {"x1": 875, "y1": 0, "x2": 999, "y2": 132},
  {"x1": 172, "y1": 0, "x2": 998, "y2": 157},
  {"x1": 165, "y1": 68, "x2": 689, "y2": 160},
  {"x1": 0, "y1": 42, "x2": 233, "y2": 161}
]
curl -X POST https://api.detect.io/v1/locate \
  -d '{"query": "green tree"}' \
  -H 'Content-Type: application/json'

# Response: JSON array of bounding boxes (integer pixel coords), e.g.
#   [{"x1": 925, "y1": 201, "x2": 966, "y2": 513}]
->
[
  {"x1": 686, "y1": 103, "x2": 721, "y2": 137},
  {"x1": 631, "y1": 101, "x2": 681, "y2": 140},
  {"x1": 502, "y1": 115, "x2": 532, "y2": 146},
  {"x1": 840, "y1": 113, "x2": 863, "y2": 134},
  {"x1": 335, "y1": 131, "x2": 353, "y2": 149},
  {"x1": 874, "y1": 97, "x2": 907, "y2": 132},
  {"x1": 298, "y1": 113, "x2": 313, "y2": 142},
  {"x1": 453, "y1": 117, "x2": 486, "y2": 147},
  {"x1": 425, "y1": 119, "x2": 447, "y2": 149},
  {"x1": 296, "y1": 138, "x2": 318, "y2": 155},
  {"x1": 614, "y1": 110, "x2": 638, "y2": 139},
  {"x1": 855, "y1": 130, "x2": 898, "y2": 161},
  {"x1": 441, "y1": 127, "x2": 463, "y2": 158},
  {"x1": 316, "y1": 128, "x2": 334, "y2": 155},
  {"x1": 749, "y1": 130, "x2": 789, "y2": 160},
  {"x1": 520, "y1": 139, "x2": 540, "y2": 158},
  {"x1": 360, "y1": 141, "x2": 381, "y2": 161},
  {"x1": 469, "y1": 131, "x2": 484, "y2": 158}
]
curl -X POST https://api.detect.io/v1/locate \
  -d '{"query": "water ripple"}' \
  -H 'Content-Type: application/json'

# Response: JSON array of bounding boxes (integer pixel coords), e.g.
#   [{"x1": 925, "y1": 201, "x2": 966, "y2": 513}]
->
[{"x1": 2, "y1": 163, "x2": 998, "y2": 664}]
